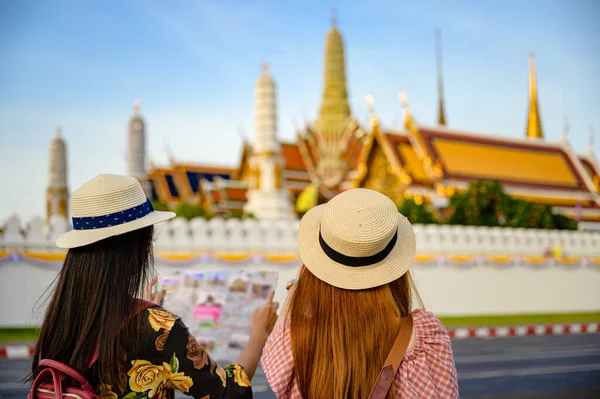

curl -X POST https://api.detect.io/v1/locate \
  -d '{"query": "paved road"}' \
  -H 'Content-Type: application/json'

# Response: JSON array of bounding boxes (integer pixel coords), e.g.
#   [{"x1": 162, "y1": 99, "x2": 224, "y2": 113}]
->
[{"x1": 1, "y1": 334, "x2": 599, "y2": 398}]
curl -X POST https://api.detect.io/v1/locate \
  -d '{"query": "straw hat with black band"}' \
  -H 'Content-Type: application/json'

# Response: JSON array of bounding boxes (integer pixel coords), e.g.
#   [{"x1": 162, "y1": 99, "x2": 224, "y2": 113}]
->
[
  {"x1": 298, "y1": 188, "x2": 416, "y2": 290},
  {"x1": 56, "y1": 174, "x2": 175, "y2": 249}
]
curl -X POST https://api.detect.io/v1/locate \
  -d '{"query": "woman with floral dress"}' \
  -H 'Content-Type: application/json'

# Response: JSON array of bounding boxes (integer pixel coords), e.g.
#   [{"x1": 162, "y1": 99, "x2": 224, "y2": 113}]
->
[{"x1": 29, "y1": 174, "x2": 277, "y2": 398}]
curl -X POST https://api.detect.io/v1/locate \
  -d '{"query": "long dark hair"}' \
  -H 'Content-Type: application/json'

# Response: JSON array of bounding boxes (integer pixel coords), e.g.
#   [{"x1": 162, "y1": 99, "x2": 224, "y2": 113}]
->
[{"x1": 30, "y1": 226, "x2": 154, "y2": 392}]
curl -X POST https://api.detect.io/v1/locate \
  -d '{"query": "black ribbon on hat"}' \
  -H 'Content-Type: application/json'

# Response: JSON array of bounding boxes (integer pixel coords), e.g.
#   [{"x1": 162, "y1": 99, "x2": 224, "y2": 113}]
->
[{"x1": 318, "y1": 229, "x2": 398, "y2": 267}]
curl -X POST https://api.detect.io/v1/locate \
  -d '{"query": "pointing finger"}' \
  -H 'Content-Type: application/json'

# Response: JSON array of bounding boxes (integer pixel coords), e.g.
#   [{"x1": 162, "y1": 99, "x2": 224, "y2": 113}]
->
[{"x1": 265, "y1": 290, "x2": 275, "y2": 306}]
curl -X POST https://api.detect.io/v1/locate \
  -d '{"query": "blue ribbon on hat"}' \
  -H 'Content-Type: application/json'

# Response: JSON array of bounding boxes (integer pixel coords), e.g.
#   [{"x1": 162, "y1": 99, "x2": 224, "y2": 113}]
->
[{"x1": 72, "y1": 198, "x2": 154, "y2": 230}]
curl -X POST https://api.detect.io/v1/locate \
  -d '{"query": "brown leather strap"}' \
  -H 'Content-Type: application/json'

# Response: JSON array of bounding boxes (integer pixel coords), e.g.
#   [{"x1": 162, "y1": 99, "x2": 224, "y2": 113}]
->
[{"x1": 367, "y1": 316, "x2": 413, "y2": 399}]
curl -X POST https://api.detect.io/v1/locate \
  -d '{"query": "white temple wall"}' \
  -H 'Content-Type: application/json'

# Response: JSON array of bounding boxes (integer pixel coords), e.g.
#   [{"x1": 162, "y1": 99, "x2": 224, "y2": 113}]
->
[{"x1": 1, "y1": 215, "x2": 600, "y2": 327}]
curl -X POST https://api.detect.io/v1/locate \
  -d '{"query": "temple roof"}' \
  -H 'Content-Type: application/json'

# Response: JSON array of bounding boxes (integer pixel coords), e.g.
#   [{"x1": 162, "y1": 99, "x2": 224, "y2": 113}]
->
[
  {"x1": 579, "y1": 155, "x2": 600, "y2": 193},
  {"x1": 149, "y1": 163, "x2": 235, "y2": 204},
  {"x1": 281, "y1": 142, "x2": 306, "y2": 170},
  {"x1": 201, "y1": 179, "x2": 248, "y2": 214},
  {"x1": 382, "y1": 132, "x2": 431, "y2": 186},
  {"x1": 410, "y1": 124, "x2": 597, "y2": 197}
]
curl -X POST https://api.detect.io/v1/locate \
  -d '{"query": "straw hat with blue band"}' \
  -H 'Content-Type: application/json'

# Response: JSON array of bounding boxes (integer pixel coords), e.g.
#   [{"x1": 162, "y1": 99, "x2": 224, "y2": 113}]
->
[
  {"x1": 298, "y1": 188, "x2": 416, "y2": 290},
  {"x1": 56, "y1": 174, "x2": 175, "y2": 249}
]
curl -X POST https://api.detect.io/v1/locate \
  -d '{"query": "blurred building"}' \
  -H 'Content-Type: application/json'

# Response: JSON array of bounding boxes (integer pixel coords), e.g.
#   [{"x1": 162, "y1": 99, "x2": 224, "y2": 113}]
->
[
  {"x1": 46, "y1": 127, "x2": 68, "y2": 219},
  {"x1": 130, "y1": 16, "x2": 600, "y2": 222}
]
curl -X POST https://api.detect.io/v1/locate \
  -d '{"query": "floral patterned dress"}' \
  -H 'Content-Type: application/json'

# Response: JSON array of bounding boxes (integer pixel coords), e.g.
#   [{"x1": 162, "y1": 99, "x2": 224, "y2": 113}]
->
[{"x1": 96, "y1": 307, "x2": 252, "y2": 399}]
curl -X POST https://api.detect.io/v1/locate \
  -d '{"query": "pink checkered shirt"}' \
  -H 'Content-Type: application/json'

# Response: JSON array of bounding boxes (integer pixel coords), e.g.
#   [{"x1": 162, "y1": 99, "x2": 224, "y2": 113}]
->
[{"x1": 261, "y1": 309, "x2": 459, "y2": 398}]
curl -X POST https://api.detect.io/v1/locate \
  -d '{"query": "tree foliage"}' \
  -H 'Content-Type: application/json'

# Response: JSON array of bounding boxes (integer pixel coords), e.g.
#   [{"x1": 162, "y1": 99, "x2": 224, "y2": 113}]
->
[
  {"x1": 398, "y1": 197, "x2": 437, "y2": 225},
  {"x1": 151, "y1": 200, "x2": 170, "y2": 212},
  {"x1": 172, "y1": 202, "x2": 209, "y2": 220},
  {"x1": 446, "y1": 180, "x2": 577, "y2": 230}
]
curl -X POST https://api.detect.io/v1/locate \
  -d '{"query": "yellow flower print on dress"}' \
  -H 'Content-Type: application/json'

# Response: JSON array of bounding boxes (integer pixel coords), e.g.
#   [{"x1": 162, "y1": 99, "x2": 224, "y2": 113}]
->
[
  {"x1": 216, "y1": 366, "x2": 227, "y2": 387},
  {"x1": 125, "y1": 354, "x2": 193, "y2": 398},
  {"x1": 226, "y1": 364, "x2": 251, "y2": 388},
  {"x1": 163, "y1": 354, "x2": 193, "y2": 393},
  {"x1": 147, "y1": 309, "x2": 178, "y2": 332},
  {"x1": 127, "y1": 360, "x2": 168, "y2": 397},
  {"x1": 97, "y1": 384, "x2": 118, "y2": 399}
]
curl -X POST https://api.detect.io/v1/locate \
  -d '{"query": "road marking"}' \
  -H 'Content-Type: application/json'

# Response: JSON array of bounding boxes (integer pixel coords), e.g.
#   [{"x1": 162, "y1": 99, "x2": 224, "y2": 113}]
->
[
  {"x1": 454, "y1": 348, "x2": 600, "y2": 364},
  {"x1": 459, "y1": 362, "x2": 600, "y2": 380},
  {"x1": 0, "y1": 370, "x2": 29, "y2": 377},
  {"x1": 0, "y1": 382, "x2": 28, "y2": 390}
]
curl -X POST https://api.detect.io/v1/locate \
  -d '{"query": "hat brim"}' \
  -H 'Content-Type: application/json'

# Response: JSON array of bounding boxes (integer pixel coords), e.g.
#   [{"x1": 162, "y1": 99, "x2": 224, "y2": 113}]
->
[
  {"x1": 56, "y1": 210, "x2": 176, "y2": 249},
  {"x1": 298, "y1": 204, "x2": 415, "y2": 290}
]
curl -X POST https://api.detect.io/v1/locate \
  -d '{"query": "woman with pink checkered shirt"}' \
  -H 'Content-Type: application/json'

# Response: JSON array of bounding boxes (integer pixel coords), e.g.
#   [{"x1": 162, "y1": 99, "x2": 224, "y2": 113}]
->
[{"x1": 262, "y1": 189, "x2": 459, "y2": 398}]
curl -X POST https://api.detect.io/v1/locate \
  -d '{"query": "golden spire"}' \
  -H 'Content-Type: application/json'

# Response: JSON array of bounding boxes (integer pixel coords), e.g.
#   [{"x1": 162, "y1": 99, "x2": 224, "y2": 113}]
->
[
  {"x1": 316, "y1": 12, "x2": 352, "y2": 139},
  {"x1": 436, "y1": 28, "x2": 446, "y2": 126},
  {"x1": 526, "y1": 53, "x2": 543, "y2": 139}
]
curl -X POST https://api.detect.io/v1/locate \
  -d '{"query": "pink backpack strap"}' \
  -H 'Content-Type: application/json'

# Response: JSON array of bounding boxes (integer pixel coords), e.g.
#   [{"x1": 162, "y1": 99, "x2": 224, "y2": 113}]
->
[
  {"x1": 39, "y1": 359, "x2": 93, "y2": 392},
  {"x1": 87, "y1": 299, "x2": 157, "y2": 368},
  {"x1": 29, "y1": 367, "x2": 64, "y2": 398}
]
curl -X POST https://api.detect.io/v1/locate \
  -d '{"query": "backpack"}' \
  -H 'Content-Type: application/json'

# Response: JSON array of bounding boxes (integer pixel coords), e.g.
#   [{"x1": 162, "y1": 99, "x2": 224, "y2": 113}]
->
[{"x1": 28, "y1": 300, "x2": 155, "y2": 399}]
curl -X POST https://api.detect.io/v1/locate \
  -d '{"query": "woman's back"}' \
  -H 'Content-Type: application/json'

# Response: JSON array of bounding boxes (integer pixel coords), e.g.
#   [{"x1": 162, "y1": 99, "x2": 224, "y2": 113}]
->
[
  {"x1": 261, "y1": 188, "x2": 459, "y2": 398},
  {"x1": 263, "y1": 308, "x2": 458, "y2": 399}
]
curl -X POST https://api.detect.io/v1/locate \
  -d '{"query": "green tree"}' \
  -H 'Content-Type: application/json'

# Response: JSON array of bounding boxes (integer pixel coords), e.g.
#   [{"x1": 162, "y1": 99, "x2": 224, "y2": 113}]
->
[
  {"x1": 151, "y1": 200, "x2": 170, "y2": 212},
  {"x1": 398, "y1": 197, "x2": 437, "y2": 225},
  {"x1": 227, "y1": 210, "x2": 255, "y2": 219},
  {"x1": 172, "y1": 202, "x2": 209, "y2": 220},
  {"x1": 445, "y1": 180, "x2": 577, "y2": 230}
]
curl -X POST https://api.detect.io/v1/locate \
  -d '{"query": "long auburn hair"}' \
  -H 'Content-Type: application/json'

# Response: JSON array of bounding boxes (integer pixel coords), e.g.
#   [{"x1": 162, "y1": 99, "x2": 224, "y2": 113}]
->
[
  {"x1": 290, "y1": 265, "x2": 421, "y2": 399},
  {"x1": 29, "y1": 226, "x2": 154, "y2": 392}
]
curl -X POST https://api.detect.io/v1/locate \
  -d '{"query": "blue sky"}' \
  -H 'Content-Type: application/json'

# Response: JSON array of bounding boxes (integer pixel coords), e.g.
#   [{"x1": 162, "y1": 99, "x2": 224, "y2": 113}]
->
[{"x1": 1, "y1": 0, "x2": 599, "y2": 221}]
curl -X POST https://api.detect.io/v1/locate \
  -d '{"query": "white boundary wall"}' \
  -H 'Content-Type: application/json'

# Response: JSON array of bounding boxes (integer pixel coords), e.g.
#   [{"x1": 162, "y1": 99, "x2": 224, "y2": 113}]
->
[{"x1": 1, "y1": 215, "x2": 600, "y2": 327}]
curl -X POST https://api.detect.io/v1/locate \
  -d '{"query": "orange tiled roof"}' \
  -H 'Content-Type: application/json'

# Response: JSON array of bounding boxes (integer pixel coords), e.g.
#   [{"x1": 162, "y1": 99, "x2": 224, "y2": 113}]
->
[
  {"x1": 412, "y1": 126, "x2": 593, "y2": 194},
  {"x1": 344, "y1": 134, "x2": 364, "y2": 169},
  {"x1": 281, "y1": 142, "x2": 307, "y2": 171},
  {"x1": 225, "y1": 187, "x2": 247, "y2": 202}
]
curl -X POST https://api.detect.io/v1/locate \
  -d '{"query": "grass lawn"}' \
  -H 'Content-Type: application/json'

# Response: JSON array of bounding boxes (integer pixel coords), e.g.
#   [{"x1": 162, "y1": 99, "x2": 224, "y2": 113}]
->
[
  {"x1": 439, "y1": 312, "x2": 600, "y2": 328},
  {"x1": 0, "y1": 328, "x2": 39, "y2": 344},
  {"x1": 1, "y1": 312, "x2": 599, "y2": 343}
]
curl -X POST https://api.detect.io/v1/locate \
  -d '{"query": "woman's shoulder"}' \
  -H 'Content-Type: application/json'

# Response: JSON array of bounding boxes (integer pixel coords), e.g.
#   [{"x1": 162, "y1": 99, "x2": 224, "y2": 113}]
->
[
  {"x1": 410, "y1": 309, "x2": 446, "y2": 333},
  {"x1": 407, "y1": 309, "x2": 451, "y2": 356},
  {"x1": 129, "y1": 304, "x2": 182, "y2": 337}
]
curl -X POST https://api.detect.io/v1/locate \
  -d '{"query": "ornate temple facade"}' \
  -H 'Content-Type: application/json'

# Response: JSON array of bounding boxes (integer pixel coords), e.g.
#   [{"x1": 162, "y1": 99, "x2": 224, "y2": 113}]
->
[{"x1": 138, "y1": 17, "x2": 600, "y2": 223}]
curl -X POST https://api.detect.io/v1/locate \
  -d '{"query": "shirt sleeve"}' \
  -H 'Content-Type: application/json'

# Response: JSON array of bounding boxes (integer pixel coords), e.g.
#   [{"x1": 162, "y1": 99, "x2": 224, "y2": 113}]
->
[
  {"x1": 416, "y1": 310, "x2": 460, "y2": 398},
  {"x1": 161, "y1": 318, "x2": 253, "y2": 399},
  {"x1": 261, "y1": 316, "x2": 295, "y2": 399}
]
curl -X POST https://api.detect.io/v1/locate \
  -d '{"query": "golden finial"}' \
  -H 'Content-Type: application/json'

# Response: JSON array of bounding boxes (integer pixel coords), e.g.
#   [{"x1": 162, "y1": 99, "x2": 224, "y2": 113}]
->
[
  {"x1": 365, "y1": 94, "x2": 378, "y2": 126},
  {"x1": 561, "y1": 116, "x2": 569, "y2": 145},
  {"x1": 529, "y1": 53, "x2": 536, "y2": 101},
  {"x1": 526, "y1": 52, "x2": 543, "y2": 139},
  {"x1": 164, "y1": 141, "x2": 175, "y2": 165},
  {"x1": 399, "y1": 90, "x2": 408, "y2": 107},
  {"x1": 148, "y1": 155, "x2": 155, "y2": 170},
  {"x1": 262, "y1": 60, "x2": 269, "y2": 73},
  {"x1": 399, "y1": 90, "x2": 411, "y2": 124},
  {"x1": 435, "y1": 28, "x2": 446, "y2": 126}
]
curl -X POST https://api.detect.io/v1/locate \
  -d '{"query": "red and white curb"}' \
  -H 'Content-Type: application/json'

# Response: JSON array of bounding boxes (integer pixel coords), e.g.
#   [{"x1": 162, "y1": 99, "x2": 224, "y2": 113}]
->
[
  {"x1": 447, "y1": 322, "x2": 600, "y2": 339},
  {"x1": 0, "y1": 344, "x2": 35, "y2": 360},
  {"x1": 1, "y1": 323, "x2": 599, "y2": 359}
]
